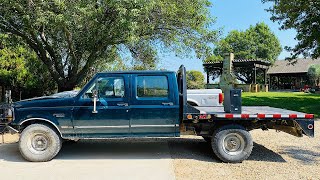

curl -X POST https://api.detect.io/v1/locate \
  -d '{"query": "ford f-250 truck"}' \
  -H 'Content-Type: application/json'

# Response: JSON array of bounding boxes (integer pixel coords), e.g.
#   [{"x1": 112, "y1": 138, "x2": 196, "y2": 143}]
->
[{"x1": 0, "y1": 65, "x2": 314, "y2": 163}]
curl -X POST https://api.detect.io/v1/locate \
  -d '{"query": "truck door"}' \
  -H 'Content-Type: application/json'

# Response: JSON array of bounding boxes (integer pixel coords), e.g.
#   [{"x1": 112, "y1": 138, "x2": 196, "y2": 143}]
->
[
  {"x1": 73, "y1": 74, "x2": 130, "y2": 137},
  {"x1": 130, "y1": 73, "x2": 179, "y2": 136}
]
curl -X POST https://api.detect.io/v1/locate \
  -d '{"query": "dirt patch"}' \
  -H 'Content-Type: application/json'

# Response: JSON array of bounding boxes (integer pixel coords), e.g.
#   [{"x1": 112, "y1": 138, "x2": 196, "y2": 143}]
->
[
  {"x1": 169, "y1": 121, "x2": 320, "y2": 180},
  {"x1": 0, "y1": 133, "x2": 19, "y2": 144}
]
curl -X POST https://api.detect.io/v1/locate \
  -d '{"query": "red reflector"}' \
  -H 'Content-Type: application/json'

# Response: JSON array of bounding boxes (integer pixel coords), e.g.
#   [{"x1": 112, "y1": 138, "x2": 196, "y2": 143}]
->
[
  {"x1": 257, "y1": 114, "x2": 265, "y2": 119},
  {"x1": 241, "y1": 114, "x2": 250, "y2": 119},
  {"x1": 273, "y1": 114, "x2": 281, "y2": 119},
  {"x1": 199, "y1": 114, "x2": 207, "y2": 119},
  {"x1": 219, "y1": 93, "x2": 224, "y2": 104},
  {"x1": 289, "y1": 114, "x2": 297, "y2": 119},
  {"x1": 308, "y1": 124, "x2": 314, "y2": 130},
  {"x1": 305, "y1": 114, "x2": 314, "y2": 119},
  {"x1": 225, "y1": 114, "x2": 234, "y2": 119}
]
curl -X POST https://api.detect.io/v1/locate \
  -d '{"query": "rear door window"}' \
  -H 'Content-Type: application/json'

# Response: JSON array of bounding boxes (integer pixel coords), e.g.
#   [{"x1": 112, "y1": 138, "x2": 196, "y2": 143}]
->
[{"x1": 136, "y1": 76, "x2": 168, "y2": 98}]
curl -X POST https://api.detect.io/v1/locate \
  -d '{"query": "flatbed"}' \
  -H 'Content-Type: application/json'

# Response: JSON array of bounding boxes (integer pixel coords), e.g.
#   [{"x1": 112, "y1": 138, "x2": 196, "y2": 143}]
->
[{"x1": 194, "y1": 106, "x2": 307, "y2": 117}]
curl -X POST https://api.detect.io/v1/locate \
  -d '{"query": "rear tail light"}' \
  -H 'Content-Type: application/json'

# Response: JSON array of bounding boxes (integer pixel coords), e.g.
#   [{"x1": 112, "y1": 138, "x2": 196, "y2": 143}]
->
[
  {"x1": 308, "y1": 124, "x2": 314, "y2": 130},
  {"x1": 219, "y1": 93, "x2": 223, "y2": 104}
]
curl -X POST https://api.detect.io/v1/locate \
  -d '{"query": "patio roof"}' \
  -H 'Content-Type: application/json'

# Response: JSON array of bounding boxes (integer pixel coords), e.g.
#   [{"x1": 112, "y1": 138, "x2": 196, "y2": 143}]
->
[{"x1": 267, "y1": 58, "x2": 320, "y2": 75}]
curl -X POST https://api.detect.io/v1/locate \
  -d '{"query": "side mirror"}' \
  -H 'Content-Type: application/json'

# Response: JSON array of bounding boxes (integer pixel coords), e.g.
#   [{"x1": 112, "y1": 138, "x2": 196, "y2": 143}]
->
[{"x1": 92, "y1": 90, "x2": 98, "y2": 114}]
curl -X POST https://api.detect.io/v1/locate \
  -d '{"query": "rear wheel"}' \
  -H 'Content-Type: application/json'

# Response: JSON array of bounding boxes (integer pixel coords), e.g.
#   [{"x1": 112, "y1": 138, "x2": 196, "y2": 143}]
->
[
  {"x1": 211, "y1": 124, "x2": 253, "y2": 163},
  {"x1": 19, "y1": 124, "x2": 62, "y2": 162}
]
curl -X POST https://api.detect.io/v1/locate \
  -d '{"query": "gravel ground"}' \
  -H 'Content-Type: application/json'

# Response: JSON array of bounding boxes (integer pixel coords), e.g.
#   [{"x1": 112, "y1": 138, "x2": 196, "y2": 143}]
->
[
  {"x1": 170, "y1": 120, "x2": 320, "y2": 180},
  {"x1": 1, "y1": 120, "x2": 319, "y2": 180}
]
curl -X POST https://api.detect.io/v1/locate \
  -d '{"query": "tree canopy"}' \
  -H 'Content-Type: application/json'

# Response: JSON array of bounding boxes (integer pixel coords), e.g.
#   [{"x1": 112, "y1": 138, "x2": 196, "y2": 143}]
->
[
  {"x1": 0, "y1": 0, "x2": 219, "y2": 91},
  {"x1": 205, "y1": 22, "x2": 282, "y2": 83},
  {"x1": 0, "y1": 34, "x2": 55, "y2": 100},
  {"x1": 263, "y1": 0, "x2": 320, "y2": 59},
  {"x1": 186, "y1": 70, "x2": 205, "y2": 89},
  {"x1": 209, "y1": 22, "x2": 282, "y2": 62}
]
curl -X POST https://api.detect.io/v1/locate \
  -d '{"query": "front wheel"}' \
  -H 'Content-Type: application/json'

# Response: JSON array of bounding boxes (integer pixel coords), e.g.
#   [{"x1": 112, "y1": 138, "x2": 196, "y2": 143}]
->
[
  {"x1": 19, "y1": 124, "x2": 62, "y2": 162},
  {"x1": 211, "y1": 124, "x2": 253, "y2": 163}
]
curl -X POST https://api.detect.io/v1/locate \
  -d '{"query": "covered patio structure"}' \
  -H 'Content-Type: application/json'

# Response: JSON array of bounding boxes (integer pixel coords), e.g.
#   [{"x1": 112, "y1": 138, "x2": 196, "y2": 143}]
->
[
  {"x1": 267, "y1": 58, "x2": 320, "y2": 90},
  {"x1": 203, "y1": 59, "x2": 271, "y2": 92}
]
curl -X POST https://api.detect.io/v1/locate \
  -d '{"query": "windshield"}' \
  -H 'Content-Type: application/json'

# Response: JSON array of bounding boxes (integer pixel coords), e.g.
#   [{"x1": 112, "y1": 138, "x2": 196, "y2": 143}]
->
[{"x1": 50, "y1": 90, "x2": 79, "y2": 98}]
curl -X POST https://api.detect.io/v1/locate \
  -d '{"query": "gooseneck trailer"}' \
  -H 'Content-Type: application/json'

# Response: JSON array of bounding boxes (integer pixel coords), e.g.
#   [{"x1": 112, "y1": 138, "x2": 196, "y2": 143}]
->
[{"x1": 0, "y1": 65, "x2": 314, "y2": 163}]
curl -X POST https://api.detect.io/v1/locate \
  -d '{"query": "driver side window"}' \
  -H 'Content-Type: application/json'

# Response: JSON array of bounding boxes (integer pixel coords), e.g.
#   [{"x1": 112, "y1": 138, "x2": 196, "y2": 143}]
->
[{"x1": 83, "y1": 77, "x2": 125, "y2": 99}]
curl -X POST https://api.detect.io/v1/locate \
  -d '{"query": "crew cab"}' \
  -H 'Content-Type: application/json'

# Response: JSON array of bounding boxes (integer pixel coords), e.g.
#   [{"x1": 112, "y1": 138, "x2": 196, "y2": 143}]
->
[{"x1": 0, "y1": 66, "x2": 314, "y2": 163}]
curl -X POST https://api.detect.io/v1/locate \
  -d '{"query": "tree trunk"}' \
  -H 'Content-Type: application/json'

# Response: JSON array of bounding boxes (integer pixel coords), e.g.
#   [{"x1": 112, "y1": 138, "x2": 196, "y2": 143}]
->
[{"x1": 57, "y1": 80, "x2": 77, "y2": 92}]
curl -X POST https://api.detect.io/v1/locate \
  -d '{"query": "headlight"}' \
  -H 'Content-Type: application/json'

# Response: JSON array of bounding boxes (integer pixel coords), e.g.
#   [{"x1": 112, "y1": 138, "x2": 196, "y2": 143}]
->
[{"x1": 5, "y1": 108, "x2": 13, "y2": 121}]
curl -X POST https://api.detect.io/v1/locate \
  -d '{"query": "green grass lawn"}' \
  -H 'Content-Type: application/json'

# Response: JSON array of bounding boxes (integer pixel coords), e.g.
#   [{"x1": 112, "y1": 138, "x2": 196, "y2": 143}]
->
[{"x1": 242, "y1": 92, "x2": 320, "y2": 117}]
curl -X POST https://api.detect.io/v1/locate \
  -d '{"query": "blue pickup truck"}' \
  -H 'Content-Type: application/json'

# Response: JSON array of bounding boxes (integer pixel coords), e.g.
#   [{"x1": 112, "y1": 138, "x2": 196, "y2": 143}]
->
[{"x1": 0, "y1": 66, "x2": 314, "y2": 163}]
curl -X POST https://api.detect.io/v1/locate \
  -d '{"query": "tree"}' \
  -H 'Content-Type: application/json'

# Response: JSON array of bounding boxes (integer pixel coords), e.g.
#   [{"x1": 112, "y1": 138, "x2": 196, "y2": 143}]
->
[
  {"x1": 186, "y1": 70, "x2": 205, "y2": 89},
  {"x1": 0, "y1": 0, "x2": 219, "y2": 91},
  {"x1": 263, "y1": 0, "x2": 320, "y2": 59},
  {"x1": 0, "y1": 34, "x2": 56, "y2": 100},
  {"x1": 308, "y1": 64, "x2": 320, "y2": 87},
  {"x1": 205, "y1": 23, "x2": 282, "y2": 83}
]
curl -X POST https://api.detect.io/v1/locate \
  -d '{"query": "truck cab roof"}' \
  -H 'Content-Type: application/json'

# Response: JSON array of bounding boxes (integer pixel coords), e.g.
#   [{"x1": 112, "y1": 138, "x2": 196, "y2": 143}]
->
[{"x1": 97, "y1": 70, "x2": 176, "y2": 75}]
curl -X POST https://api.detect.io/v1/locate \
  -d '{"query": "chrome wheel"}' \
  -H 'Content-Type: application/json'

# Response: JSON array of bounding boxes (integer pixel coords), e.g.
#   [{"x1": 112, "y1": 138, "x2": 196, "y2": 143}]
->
[
  {"x1": 27, "y1": 133, "x2": 50, "y2": 154},
  {"x1": 222, "y1": 133, "x2": 245, "y2": 156}
]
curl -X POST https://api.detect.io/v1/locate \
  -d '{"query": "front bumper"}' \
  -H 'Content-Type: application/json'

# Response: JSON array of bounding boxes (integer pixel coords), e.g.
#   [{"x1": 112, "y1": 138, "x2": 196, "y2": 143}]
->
[
  {"x1": 0, "y1": 103, "x2": 13, "y2": 133},
  {"x1": 0, "y1": 121, "x2": 8, "y2": 133}
]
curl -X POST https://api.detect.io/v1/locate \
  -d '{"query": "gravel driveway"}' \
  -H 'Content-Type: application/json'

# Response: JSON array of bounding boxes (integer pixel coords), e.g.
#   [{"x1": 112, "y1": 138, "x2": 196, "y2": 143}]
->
[
  {"x1": 170, "y1": 120, "x2": 320, "y2": 180},
  {"x1": 0, "y1": 120, "x2": 319, "y2": 180}
]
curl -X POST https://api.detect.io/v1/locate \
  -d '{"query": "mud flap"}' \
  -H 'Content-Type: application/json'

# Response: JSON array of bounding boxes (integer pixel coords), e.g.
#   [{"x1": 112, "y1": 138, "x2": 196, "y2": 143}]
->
[{"x1": 294, "y1": 119, "x2": 314, "y2": 137}]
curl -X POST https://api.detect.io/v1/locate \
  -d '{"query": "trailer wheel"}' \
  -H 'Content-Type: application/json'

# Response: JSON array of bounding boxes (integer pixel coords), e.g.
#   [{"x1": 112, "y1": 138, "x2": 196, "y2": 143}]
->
[
  {"x1": 19, "y1": 124, "x2": 62, "y2": 162},
  {"x1": 211, "y1": 124, "x2": 253, "y2": 163}
]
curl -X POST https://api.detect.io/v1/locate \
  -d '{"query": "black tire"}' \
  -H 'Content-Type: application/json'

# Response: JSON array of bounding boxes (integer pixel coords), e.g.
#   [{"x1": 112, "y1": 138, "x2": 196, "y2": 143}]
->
[
  {"x1": 202, "y1": 136, "x2": 212, "y2": 143},
  {"x1": 19, "y1": 124, "x2": 62, "y2": 162},
  {"x1": 211, "y1": 124, "x2": 253, "y2": 163}
]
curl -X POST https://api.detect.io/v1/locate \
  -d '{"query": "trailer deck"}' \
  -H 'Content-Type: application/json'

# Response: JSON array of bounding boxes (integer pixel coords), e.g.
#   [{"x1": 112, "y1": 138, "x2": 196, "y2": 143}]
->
[{"x1": 195, "y1": 106, "x2": 307, "y2": 117}]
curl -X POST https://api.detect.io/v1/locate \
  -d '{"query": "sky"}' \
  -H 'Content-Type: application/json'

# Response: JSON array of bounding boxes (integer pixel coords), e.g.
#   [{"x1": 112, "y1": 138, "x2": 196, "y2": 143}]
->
[{"x1": 158, "y1": 0, "x2": 297, "y2": 73}]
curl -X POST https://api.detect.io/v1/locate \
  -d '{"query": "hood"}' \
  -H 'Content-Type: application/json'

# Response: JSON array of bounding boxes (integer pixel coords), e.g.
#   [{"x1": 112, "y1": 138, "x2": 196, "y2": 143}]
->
[
  {"x1": 13, "y1": 96, "x2": 75, "y2": 109},
  {"x1": 18, "y1": 96, "x2": 60, "y2": 102},
  {"x1": 13, "y1": 90, "x2": 79, "y2": 108}
]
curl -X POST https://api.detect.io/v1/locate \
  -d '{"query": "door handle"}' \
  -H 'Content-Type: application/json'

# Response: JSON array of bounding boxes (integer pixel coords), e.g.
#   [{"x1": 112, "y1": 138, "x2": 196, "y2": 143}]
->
[
  {"x1": 117, "y1": 103, "x2": 128, "y2": 107},
  {"x1": 162, "y1": 102, "x2": 173, "y2": 106}
]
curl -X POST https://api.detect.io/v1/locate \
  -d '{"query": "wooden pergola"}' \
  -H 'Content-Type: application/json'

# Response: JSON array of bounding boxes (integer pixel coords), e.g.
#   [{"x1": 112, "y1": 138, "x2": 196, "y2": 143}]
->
[{"x1": 203, "y1": 59, "x2": 271, "y2": 84}]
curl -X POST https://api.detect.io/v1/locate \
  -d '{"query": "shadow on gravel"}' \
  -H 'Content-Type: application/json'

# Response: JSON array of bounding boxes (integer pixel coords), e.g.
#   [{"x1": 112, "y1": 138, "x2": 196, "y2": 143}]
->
[
  {"x1": 248, "y1": 142, "x2": 286, "y2": 162},
  {"x1": 0, "y1": 139, "x2": 174, "y2": 162},
  {"x1": 0, "y1": 138, "x2": 286, "y2": 163},
  {"x1": 279, "y1": 146, "x2": 320, "y2": 164},
  {"x1": 168, "y1": 138, "x2": 286, "y2": 163}
]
